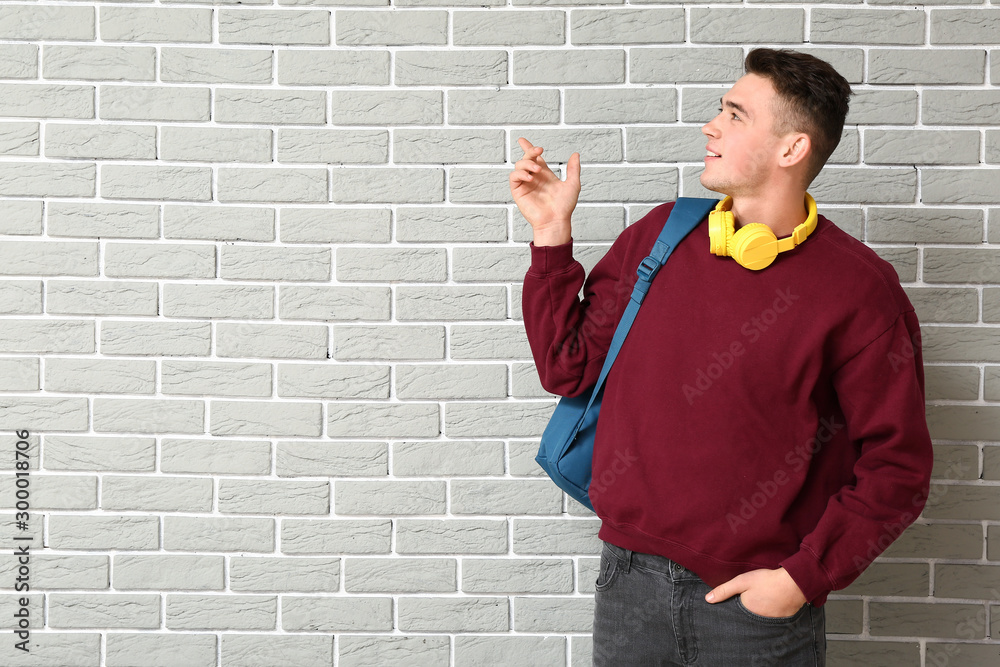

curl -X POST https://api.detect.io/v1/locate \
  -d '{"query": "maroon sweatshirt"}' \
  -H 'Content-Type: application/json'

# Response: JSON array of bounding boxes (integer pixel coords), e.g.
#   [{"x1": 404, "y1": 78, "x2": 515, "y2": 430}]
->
[{"x1": 522, "y1": 200, "x2": 934, "y2": 608}]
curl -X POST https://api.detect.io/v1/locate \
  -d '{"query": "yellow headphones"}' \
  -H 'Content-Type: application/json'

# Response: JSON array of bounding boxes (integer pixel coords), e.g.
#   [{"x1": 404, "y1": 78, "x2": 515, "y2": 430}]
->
[{"x1": 709, "y1": 193, "x2": 818, "y2": 271}]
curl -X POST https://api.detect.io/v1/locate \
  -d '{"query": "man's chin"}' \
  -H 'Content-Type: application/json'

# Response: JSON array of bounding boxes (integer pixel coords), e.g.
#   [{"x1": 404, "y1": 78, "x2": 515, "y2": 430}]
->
[{"x1": 698, "y1": 175, "x2": 728, "y2": 196}]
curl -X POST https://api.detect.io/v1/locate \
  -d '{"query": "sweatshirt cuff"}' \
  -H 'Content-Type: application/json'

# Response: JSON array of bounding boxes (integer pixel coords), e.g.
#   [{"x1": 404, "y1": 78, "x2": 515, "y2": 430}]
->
[
  {"x1": 528, "y1": 238, "x2": 575, "y2": 275},
  {"x1": 779, "y1": 546, "x2": 834, "y2": 606}
]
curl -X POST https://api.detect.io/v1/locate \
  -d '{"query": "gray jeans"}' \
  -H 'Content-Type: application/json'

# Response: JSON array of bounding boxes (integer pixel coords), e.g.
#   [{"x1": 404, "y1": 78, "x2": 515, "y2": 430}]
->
[{"x1": 592, "y1": 540, "x2": 826, "y2": 666}]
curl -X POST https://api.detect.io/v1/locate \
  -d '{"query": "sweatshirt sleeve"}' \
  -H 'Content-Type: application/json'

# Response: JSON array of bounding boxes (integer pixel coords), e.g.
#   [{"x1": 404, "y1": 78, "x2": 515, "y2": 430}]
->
[
  {"x1": 521, "y1": 236, "x2": 630, "y2": 398},
  {"x1": 778, "y1": 308, "x2": 934, "y2": 604}
]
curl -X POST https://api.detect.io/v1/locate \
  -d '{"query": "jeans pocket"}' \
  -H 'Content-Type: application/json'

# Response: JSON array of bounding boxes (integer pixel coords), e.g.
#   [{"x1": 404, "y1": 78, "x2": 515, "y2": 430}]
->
[
  {"x1": 735, "y1": 594, "x2": 809, "y2": 624},
  {"x1": 595, "y1": 545, "x2": 621, "y2": 592}
]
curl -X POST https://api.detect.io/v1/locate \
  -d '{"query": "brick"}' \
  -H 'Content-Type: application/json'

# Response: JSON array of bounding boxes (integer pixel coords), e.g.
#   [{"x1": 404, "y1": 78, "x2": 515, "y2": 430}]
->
[
  {"x1": 866, "y1": 207, "x2": 983, "y2": 244},
  {"x1": 164, "y1": 205, "x2": 275, "y2": 242},
  {"x1": 445, "y1": 401, "x2": 553, "y2": 437},
  {"x1": 167, "y1": 594, "x2": 276, "y2": 630},
  {"x1": 449, "y1": 88, "x2": 560, "y2": 125},
  {"x1": 161, "y1": 47, "x2": 271, "y2": 84},
  {"x1": 0, "y1": 357, "x2": 38, "y2": 390},
  {"x1": 336, "y1": 247, "x2": 446, "y2": 281},
  {"x1": 335, "y1": 480, "x2": 446, "y2": 515},
  {"x1": 230, "y1": 557, "x2": 340, "y2": 593},
  {"x1": 0, "y1": 199, "x2": 41, "y2": 235},
  {"x1": 398, "y1": 596, "x2": 508, "y2": 632},
  {"x1": 455, "y1": 636, "x2": 566, "y2": 666},
  {"x1": 161, "y1": 126, "x2": 271, "y2": 163},
  {"x1": 870, "y1": 601, "x2": 987, "y2": 638},
  {"x1": 220, "y1": 245, "x2": 330, "y2": 281},
  {"x1": 105, "y1": 633, "x2": 216, "y2": 667},
  {"x1": 332, "y1": 168, "x2": 444, "y2": 203},
  {"x1": 690, "y1": 8, "x2": 803, "y2": 43},
  {"x1": 49, "y1": 594, "x2": 159, "y2": 630},
  {"x1": 277, "y1": 441, "x2": 387, "y2": 477},
  {"x1": 93, "y1": 398, "x2": 204, "y2": 434},
  {"x1": 278, "y1": 285, "x2": 390, "y2": 322},
  {"x1": 919, "y1": 324, "x2": 1000, "y2": 360},
  {"x1": 336, "y1": 10, "x2": 447, "y2": 45},
  {"x1": 513, "y1": 596, "x2": 593, "y2": 632},
  {"x1": 0, "y1": 633, "x2": 95, "y2": 665},
  {"x1": 161, "y1": 361, "x2": 270, "y2": 398},
  {"x1": 102, "y1": 475, "x2": 213, "y2": 512},
  {"x1": 510, "y1": 128, "x2": 622, "y2": 163},
  {"x1": 922, "y1": 169, "x2": 1000, "y2": 204},
  {"x1": 395, "y1": 364, "x2": 507, "y2": 400},
  {"x1": 463, "y1": 559, "x2": 573, "y2": 594},
  {"x1": 451, "y1": 480, "x2": 563, "y2": 514},
  {"x1": 925, "y1": 365, "x2": 980, "y2": 400},
  {"x1": 0, "y1": 474, "x2": 95, "y2": 510},
  {"x1": 219, "y1": 9, "x2": 330, "y2": 45},
  {"x1": 449, "y1": 167, "x2": 521, "y2": 203},
  {"x1": 43, "y1": 45, "x2": 154, "y2": 81},
  {"x1": 46, "y1": 123, "x2": 155, "y2": 160},
  {"x1": 391, "y1": 441, "x2": 504, "y2": 476},
  {"x1": 44, "y1": 358, "x2": 155, "y2": 394},
  {"x1": 344, "y1": 558, "x2": 456, "y2": 592},
  {"x1": 450, "y1": 324, "x2": 532, "y2": 360},
  {"x1": 931, "y1": 9, "x2": 1000, "y2": 44},
  {"x1": 211, "y1": 399, "x2": 322, "y2": 437},
  {"x1": 924, "y1": 89, "x2": 1000, "y2": 125},
  {"x1": 0, "y1": 120, "x2": 36, "y2": 155},
  {"x1": 101, "y1": 85, "x2": 210, "y2": 122},
  {"x1": 102, "y1": 165, "x2": 211, "y2": 201},
  {"x1": 395, "y1": 128, "x2": 504, "y2": 164},
  {"x1": 331, "y1": 90, "x2": 443, "y2": 125},
  {"x1": 278, "y1": 129, "x2": 386, "y2": 164},
  {"x1": 454, "y1": 10, "x2": 564, "y2": 45},
  {"x1": 282, "y1": 596, "x2": 392, "y2": 631},
  {"x1": 0, "y1": 554, "x2": 106, "y2": 590},
  {"x1": 631, "y1": 47, "x2": 743, "y2": 83},
  {"x1": 334, "y1": 325, "x2": 445, "y2": 360},
  {"x1": 927, "y1": 405, "x2": 1000, "y2": 440},
  {"x1": 49, "y1": 515, "x2": 159, "y2": 551},
  {"x1": 278, "y1": 49, "x2": 389, "y2": 86},
  {"x1": 218, "y1": 479, "x2": 329, "y2": 515},
  {"x1": 809, "y1": 167, "x2": 916, "y2": 203},
  {"x1": 100, "y1": 320, "x2": 211, "y2": 356},
  {"x1": 44, "y1": 436, "x2": 154, "y2": 472},
  {"x1": 396, "y1": 50, "x2": 507, "y2": 86},
  {"x1": 0, "y1": 280, "x2": 41, "y2": 314},
  {"x1": 0, "y1": 5, "x2": 94, "y2": 40},
  {"x1": 0, "y1": 44, "x2": 35, "y2": 80},
  {"x1": 0, "y1": 397, "x2": 88, "y2": 431},
  {"x1": 160, "y1": 439, "x2": 271, "y2": 475},
  {"x1": 0, "y1": 162, "x2": 94, "y2": 197},
  {"x1": 281, "y1": 519, "x2": 391, "y2": 554},
  {"x1": 100, "y1": 7, "x2": 212, "y2": 43},
  {"x1": 565, "y1": 88, "x2": 676, "y2": 124},
  {"x1": 577, "y1": 166, "x2": 678, "y2": 202},
  {"x1": 216, "y1": 322, "x2": 328, "y2": 359},
  {"x1": 164, "y1": 516, "x2": 274, "y2": 552},
  {"x1": 396, "y1": 207, "x2": 507, "y2": 243},
  {"x1": 222, "y1": 635, "x2": 333, "y2": 667},
  {"x1": 865, "y1": 130, "x2": 980, "y2": 165},
  {"x1": 215, "y1": 89, "x2": 326, "y2": 125},
  {"x1": 572, "y1": 8, "x2": 683, "y2": 44},
  {"x1": 327, "y1": 402, "x2": 440, "y2": 438},
  {"x1": 104, "y1": 242, "x2": 216, "y2": 279},
  {"x1": 396, "y1": 518, "x2": 508, "y2": 554},
  {"x1": 395, "y1": 286, "x2": 507, "y2": 321},
  {"x1": 281, "y1": 208, "x2": 389, "y2": 244},
  {"x1": 811, "y1": 9, "x2": 925, "y2": 44},
  {"x1": 513, "y1": 518, "x2": 602, "y2": 554},
  {"x1": 848, "y1": 89, "x2": 918, "y2": 124},
  {"x1": 514, "y1": 49, "x2": 625, "y2": 84},
  {"x1": 277, "y1": 363, "x2": 388, "y2": 399},
  {"x1": 0, "y1": 83, "x2": 93, "y2": 119},
  {"x1": 907, "y1": 287, "x2": 978, "y2": 324},
  {"x1": 162, "y1": 284, "x2": 273, "y2": 319},
  {"x1": 340, "y1": 636, "x2": 451, "y2": 667},
  {"x1": 627, "y1": 126, "x2": 707, "y2": 163},
  {"x1": 868, "y1": 49, "x2": 985, "y2": 85}
]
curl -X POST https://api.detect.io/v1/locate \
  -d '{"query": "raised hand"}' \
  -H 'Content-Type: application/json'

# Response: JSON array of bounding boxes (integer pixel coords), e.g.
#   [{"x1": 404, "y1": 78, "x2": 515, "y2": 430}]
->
[{"x1": 509, "y1": 137, "x2": 581, "y2": 246}]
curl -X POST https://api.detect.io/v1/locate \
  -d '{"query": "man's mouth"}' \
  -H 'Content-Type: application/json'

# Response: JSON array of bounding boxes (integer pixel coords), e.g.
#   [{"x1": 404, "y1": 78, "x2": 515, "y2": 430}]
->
[{"x1": 705, "y1": 148, "x2": 721, "y2": 162}]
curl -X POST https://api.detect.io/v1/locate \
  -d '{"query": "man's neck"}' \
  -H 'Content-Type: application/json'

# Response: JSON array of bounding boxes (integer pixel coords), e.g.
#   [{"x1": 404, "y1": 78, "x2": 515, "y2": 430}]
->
[{"x1": 730, "y1": 190, "x2": 809, "y2": 239}]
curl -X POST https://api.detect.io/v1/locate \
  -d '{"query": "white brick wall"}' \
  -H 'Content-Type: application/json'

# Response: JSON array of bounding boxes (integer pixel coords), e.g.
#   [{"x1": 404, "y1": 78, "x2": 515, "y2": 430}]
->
[{"x1": 0, "y1": 1, "x2": 998, "y2": 665}]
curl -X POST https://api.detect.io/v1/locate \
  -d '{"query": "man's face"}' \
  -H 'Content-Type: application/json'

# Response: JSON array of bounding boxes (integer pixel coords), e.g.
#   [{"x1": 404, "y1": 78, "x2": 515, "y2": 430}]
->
[{"x1": 700, "y1": 73, "x2": 788, "y2": 197}]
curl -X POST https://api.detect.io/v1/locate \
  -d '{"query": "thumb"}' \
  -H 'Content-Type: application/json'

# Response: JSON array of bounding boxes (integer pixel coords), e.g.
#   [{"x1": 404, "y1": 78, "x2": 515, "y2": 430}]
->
[{"x1": 566, "y1": 152, "x2": 581, "y2": 188}]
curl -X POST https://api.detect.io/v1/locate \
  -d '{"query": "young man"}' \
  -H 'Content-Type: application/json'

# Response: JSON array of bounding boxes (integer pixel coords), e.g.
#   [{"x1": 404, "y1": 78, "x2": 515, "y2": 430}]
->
[{"x1": 511, "y1": 49, "x2": 934, "y2": 665}]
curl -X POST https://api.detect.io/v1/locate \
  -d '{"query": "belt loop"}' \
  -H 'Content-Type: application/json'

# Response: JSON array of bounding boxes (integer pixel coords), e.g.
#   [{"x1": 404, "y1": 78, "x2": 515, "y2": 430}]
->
[{"x1": 623, "y1": 549, "x2": 632, "y2": 574}]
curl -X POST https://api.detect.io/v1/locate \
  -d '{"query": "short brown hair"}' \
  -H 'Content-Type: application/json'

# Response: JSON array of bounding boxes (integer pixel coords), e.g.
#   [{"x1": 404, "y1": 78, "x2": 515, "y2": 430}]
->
[{"x1": 744, "y1": 48, "x2": 852, "y2": 186}]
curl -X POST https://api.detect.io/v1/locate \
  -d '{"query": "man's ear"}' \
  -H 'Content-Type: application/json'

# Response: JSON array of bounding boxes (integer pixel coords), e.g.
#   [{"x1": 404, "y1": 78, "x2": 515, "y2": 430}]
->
[{"x1": 780, "y1": 133, "x2": 811, "y2": 169}]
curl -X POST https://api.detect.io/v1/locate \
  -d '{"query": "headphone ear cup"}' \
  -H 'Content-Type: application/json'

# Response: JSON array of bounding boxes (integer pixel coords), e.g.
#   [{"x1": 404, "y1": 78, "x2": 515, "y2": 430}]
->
[
  {"x1": 708, "y1": 210, "x2": 734, "y2": 256},
  {"x1": 731, "y1": 223, "x2": 779, "y2": 271}
]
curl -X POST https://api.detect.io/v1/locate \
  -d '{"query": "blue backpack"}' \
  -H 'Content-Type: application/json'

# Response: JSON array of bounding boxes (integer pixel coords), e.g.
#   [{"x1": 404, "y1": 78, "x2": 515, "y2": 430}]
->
[{"x1": 534, "y1": 198, "x2": 719, "y2": 512}]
